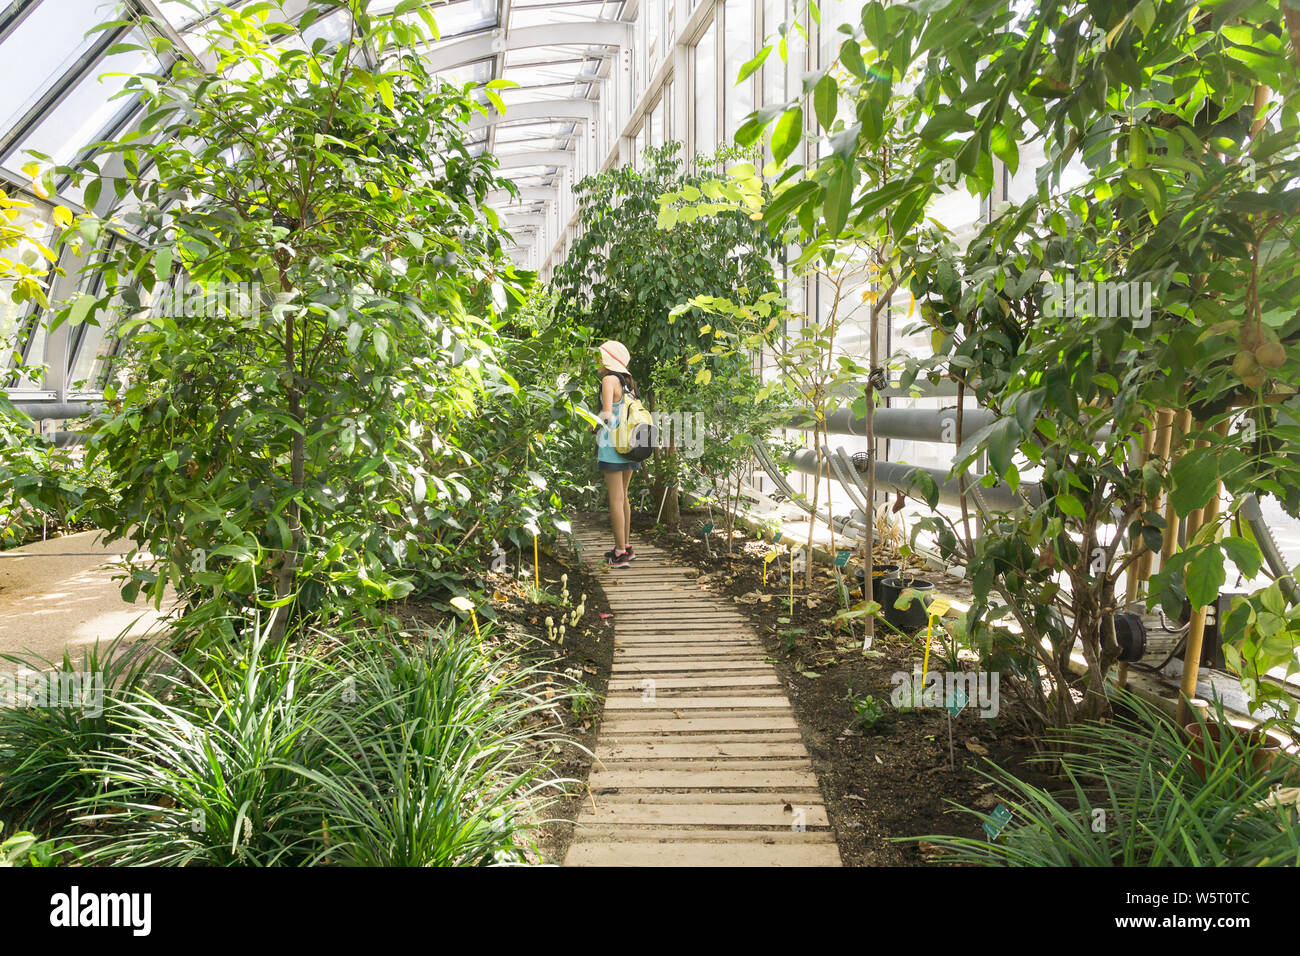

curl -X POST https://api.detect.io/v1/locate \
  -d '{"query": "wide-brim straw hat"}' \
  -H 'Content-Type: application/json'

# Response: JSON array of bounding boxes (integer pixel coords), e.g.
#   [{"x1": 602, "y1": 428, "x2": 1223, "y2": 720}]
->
[{"x1": 597, "y1": 340, "x2": 630, "y2": 374}]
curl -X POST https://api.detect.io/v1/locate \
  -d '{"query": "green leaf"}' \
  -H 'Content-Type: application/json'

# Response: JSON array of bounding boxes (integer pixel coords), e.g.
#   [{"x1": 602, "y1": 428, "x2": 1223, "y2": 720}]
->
[
  {"x1": 813, "y1": 73, "x2": 838, "y2": 130},
  {"x1": 1185, "y1": 545, "x2": 1225, "y2": 610},
  {"x1": 986, "y1": 417, "x2": 1020, "y2": 479},
  {"x1": 1221, "y1": 536, "x2": 1262, "y2": 578},
  {"x1": 990, "y1": 124, "x2": 1019, "y2": 173},
  {"x1": 737, "y1": 46, "x2": 771, "y2": 83},
  {"x1": 824, "y1": 163, "x2": 853, "y2": 235},
  {"x1": 65, "y1": 293, "x2": 97, "y2": 327},
  {"x1": 764, "y1": 179, "x2": 818, "y2": 227},
  {"x1": 154, "y1": 245, "x2": 173, "y2": 283},
  {"x1": 771, "y1": 107, "x2": 804, "y2": 164},
  {"x1": 840, "y1": 39, "x2": 867, "y2": 80},
  {"x1": 1056, "y1": 494, "x2": 1086, "y2": 519},
  {"x1": 1170, "y1": 448, "x2": 1218, "y2": 515}
]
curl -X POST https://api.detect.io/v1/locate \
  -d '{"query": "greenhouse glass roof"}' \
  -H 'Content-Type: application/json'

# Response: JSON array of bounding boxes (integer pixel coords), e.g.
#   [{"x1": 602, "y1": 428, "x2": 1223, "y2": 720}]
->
[{"x1": 0, "y1": 0, "x2": 630, "y2": 399}]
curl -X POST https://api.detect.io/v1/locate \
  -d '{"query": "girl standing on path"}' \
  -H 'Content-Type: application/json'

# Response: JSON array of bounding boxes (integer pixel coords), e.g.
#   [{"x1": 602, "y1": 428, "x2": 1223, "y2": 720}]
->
[{"x1": 594, "y1": 340, "x2": 640, "y2": 568}]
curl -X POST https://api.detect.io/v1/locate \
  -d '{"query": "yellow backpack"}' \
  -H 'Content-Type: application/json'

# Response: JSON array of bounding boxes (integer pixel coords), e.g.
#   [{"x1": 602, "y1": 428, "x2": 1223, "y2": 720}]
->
[{"x1": 612, "y1": 383, "x2": 656, "y2": 461}]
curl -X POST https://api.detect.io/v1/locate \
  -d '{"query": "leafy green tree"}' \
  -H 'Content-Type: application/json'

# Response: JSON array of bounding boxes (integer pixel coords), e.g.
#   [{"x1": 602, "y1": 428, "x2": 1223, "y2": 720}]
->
[
  {"x1": 651, "y1": 355, "x2": 785, "y2": 551},
  {"x1": 47, "y1": 3, "x2": 529, "y2": 642},
  {"x1": 740, "y1": 0, "x2": 1300, "y2": 727},
  {"x1": 1, "y1": 178, "x2": 88, "y2": 546},
  {"x1": 552, "y1": 142, "x2": 780, "y2": 527}
]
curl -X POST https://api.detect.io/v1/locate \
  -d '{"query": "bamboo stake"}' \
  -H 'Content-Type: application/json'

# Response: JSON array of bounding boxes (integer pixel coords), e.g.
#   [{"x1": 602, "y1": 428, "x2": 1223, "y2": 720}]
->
[
  {"x1": 1119, "y1": 416, "x2": 1160, "y2": 689},
  {"x1": 1176, "y1": 420, "x2": 1231, "y2": 725},
  {"x1": 1125, "y1": 421, "x2": 1159, "y2": 605},
  {"x1": 1158, "y1": 408, "x2": 1194, "y2": 573},
  {"x1": 1135, "y1": 408, "x2": 1176, "y2": 586}
]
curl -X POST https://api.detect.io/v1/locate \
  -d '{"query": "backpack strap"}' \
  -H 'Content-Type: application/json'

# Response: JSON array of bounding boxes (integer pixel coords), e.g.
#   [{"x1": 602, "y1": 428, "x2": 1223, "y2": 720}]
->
[{"x1": 599, "y1": 371, "x2": 628, "y2": 399}]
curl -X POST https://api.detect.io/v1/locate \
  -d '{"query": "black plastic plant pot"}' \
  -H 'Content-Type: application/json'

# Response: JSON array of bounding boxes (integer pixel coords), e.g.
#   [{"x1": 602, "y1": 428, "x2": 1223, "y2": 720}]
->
[
  {"x1": 853, "y1": 565, "x2": 899, "y2": 600},
  {"x1": 879, "y1": 576, "x2": 936, "y2": 632}
]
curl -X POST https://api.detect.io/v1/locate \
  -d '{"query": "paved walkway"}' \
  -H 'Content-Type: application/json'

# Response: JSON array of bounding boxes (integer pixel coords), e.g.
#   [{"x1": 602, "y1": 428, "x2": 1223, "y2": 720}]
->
[
  {"x1": 565, "y1": 519, "x2": 841, "y2": 867},
  {"x1": 0, "y1": 531, "x2": 172, "y2": 671}
]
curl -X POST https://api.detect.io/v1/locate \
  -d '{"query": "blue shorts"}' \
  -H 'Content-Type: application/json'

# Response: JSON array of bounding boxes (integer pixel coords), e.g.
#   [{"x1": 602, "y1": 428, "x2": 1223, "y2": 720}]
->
[{"x1": 598, "y1": 460, "x2": 641, "y2": 473}]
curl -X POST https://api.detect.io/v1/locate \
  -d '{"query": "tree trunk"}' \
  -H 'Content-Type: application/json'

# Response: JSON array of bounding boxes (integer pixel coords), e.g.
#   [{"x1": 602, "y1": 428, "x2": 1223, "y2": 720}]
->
[
  {"x1": 270, "y1": 271, "x2": 302, "y2": 645},
  {"x1": 652, "y1": 448, "x2": 680, "y2": 530}
]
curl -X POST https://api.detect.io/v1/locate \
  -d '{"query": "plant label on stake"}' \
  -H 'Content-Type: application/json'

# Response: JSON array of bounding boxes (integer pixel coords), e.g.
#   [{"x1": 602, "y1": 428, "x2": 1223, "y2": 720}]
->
[
  {"x1": 947, "y1": 685, "x2": 968, "y2": 717},
  {"x1": 762, "y1": 551, "x2": 778, "y2": 586},
  {"x1": 701, "y1": 521, "x2": 714, "y2": 557},
  {"x1": 789, "y1": 549, "x2": 795, "y2": 617},
  {"x1": 834, "y1": 549, "x2": 851, "y2": 609},
  {"x1": 921, "y1": 596, "x2": 952, "y2": 692},
  {"x1": 983, "y1": 804, "x2": 1012, "y2": 841},
  {"x1": 450, "y1": 596, "x2": 481, "y2": 644},
  {"x1": 946, "y1": 685, "x2": 968, "y2": 769}
]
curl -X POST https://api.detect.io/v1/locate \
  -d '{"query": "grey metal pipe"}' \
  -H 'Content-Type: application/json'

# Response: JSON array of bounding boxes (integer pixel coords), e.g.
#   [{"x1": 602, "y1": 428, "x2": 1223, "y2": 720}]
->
[
  {"x1": 750, "y1": 439, "x2": 867, "y2": 535},
  {"x1": 789, "y1": 406, "x2": 997, "y2": 442},
  {"x1": 1241, "y1": 493, "x2": 1300, "y2": 604},
  {"x1": 7, "y1": 401, "x2": 100, "y2": 420},
  {"x1": 826, "y1": 447, "x2": 868, "y2": 516},
  {"x1": 787, "y1": 448, "x2": 1041, "y2": 511}
]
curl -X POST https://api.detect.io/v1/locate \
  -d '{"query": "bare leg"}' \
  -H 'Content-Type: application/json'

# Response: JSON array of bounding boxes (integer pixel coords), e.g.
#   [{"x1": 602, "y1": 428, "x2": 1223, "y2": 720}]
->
[
  {"x1": 621, "y1": 469, "x2": 633, "y2": 546},
  {"x1": 604, "y1": 470, "x2": 628, "y2": 551}
]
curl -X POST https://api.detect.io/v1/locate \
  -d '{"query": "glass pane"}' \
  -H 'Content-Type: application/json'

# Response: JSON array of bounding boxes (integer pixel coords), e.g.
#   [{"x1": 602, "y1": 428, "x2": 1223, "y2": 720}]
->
[
  {"x1": 441, "y1": 57, "x2": 494, "y2": 87},
  {"x1": 761, "y1": 0, "x2": 785, "y2": 107},
  {"x1": 817, "y1": 0, "x2": 851, "y2": 65},
  {"x1": 511, "y1": 5, "x2": 611, "y2": 29},
  {"x1": 0, "y1": 0, "x2": 123, "y2": 142},
  {"x1": 6, "y1": 33, "x2": 159, "y2": 170},
  {"x1": 645, "y1": 0, "x2": 659, "y2": 67},
  {"x1": 418, "y1": 0, "x2": 497, "y2": 39},
  {"x1": 692, "y1": 20, "x2": 715, "y2": 158},
  {"x1": 649, "y1": 96, "x2": 662, "y2": 147},
  {"x1": 499, "y1": 84, "x2": 582, "y2": 104},
  {"x1": 724, "y1": 0, "x2": 753, "y2": 141},
  {"x1": 156, "y1": 0, "x2": 227, "y2": 30},
  {"x1": 0, "y1": 196, "x2": 54, "y2": 365}
]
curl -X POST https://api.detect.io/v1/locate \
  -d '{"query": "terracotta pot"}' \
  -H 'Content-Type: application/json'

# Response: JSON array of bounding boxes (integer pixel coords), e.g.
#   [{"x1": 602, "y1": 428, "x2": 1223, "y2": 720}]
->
[{"x1": 1182, "y1": 719, "x2": 1286, "y2": 780}]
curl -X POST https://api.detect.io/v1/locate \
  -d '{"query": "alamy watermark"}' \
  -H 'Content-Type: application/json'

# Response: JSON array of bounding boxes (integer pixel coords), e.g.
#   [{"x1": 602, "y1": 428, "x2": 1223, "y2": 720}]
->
[
  {"x1": 152, "y1": 280, "x2": 263, "y2": 320},
  {"x1": 596, "y1": 410, "x2": 706, "y2": 458},
  {"x1": 49, "y1": 887, "x2": 151, "y2": 936},
  {"x1": 1042, "y1": 275, "x2": 1152, "y2": 328},
  {"x1": 1, "y1": 669, "x2": 104, "y2": 717},
  {"x1": 890, "y1": 667, "x2": 1000, "y2": 717}
]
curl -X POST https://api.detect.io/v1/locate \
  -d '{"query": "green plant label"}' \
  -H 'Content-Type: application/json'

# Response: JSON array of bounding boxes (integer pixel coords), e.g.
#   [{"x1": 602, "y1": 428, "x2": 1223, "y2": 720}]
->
[
  {"x1": 772, "y1": 530, "x2": 782, "y2": 542},
  {"x1": 834, "y1": 549, "x2": 851, "y2": 567},
  {"x1": 947, "y1": 686, "x2": 967, "y2": 717},
  {"x1": 983, "y1": 804, "x2": 1012, "y2": 841},
  {"x1": 701, "y1": 522, "x2": 714, "y2": 534}
]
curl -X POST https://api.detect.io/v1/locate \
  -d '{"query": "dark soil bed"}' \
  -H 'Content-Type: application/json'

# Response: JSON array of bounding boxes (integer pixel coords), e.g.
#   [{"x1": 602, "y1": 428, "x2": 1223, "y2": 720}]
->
[{"x1": 632, "y1": 511, "x2": 1057, "y2": 866}]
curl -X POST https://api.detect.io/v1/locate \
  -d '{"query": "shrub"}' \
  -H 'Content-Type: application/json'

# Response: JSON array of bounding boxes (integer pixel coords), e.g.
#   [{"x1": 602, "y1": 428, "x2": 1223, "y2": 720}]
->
[
  {"x1": 0, "y1": 638, "x2": 168, "y2": 833},
  {"x1": 913, "y1": 694, "x2": 1300, "y2": 866}
]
